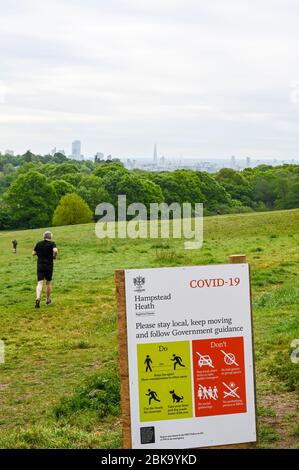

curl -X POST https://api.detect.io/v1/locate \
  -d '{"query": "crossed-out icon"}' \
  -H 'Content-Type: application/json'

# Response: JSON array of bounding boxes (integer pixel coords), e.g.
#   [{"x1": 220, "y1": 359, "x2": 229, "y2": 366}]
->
[{"x1": 222, "y1": 381, "x2": 240, "y2": 399}]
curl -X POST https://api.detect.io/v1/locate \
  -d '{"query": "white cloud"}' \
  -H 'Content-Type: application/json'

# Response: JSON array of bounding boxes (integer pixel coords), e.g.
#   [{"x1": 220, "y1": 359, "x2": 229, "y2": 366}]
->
[{"x1": 1, "y1": 0, "x2": 299, "y2": 158}]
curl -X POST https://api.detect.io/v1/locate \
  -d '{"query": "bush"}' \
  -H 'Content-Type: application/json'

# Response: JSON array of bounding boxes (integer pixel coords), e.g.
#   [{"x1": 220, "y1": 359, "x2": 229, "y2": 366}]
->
[{"x1": 52, "y1": 193, "x2": 93, "y2": 226}]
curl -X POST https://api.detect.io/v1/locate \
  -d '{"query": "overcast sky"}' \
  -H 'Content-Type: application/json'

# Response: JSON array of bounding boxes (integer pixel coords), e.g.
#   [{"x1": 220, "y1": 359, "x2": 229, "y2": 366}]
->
[{"x1": 1, "y1": 0, "x2": 299, "y2": 159}]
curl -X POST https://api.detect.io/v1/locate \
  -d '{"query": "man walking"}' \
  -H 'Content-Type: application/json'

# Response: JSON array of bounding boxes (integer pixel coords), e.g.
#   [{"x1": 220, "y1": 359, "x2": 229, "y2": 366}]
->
[
  {"x1": 32, "y1": 231, "x2": 58, "y2": 308},
  {"x1": 144, "y1": 355, "x2": 153, "y2": 372},
  {"x1": 12, "y1": 239, "x2": 18, "y2": 253}
]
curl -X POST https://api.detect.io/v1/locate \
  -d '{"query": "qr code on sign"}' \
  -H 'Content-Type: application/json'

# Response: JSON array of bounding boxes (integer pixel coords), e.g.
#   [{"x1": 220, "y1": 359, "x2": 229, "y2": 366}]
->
[{"x1": 140, "y1": 426, "x2": 155, "y2": 444}]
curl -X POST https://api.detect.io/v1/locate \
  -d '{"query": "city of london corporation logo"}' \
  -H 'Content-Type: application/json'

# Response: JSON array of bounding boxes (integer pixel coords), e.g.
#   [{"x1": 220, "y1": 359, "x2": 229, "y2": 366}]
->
[{"x1": 134, "y1": 276, "x2": 145, "y2": 292}]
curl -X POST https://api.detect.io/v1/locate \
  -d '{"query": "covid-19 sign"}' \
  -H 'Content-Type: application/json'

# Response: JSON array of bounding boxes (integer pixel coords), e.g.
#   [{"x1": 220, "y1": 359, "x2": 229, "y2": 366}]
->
[{"x1": 123, "y1": 264, "x2": 257, "y2": 449}]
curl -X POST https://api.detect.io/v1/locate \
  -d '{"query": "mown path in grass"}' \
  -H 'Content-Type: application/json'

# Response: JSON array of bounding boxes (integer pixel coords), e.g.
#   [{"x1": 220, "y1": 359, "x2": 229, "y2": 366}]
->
[{"x1": 0, "y1": 209, "x2": 298, "y2": 448}]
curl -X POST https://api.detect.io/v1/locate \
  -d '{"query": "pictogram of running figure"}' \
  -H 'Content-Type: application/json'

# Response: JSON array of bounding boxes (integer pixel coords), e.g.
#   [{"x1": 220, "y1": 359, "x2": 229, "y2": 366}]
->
[
  {"x1": 146, "y1": 389, "x2": 161, "y2": 405},
  {"x1": 171, "y1": 353, "x2": 185, "y2": 370}
]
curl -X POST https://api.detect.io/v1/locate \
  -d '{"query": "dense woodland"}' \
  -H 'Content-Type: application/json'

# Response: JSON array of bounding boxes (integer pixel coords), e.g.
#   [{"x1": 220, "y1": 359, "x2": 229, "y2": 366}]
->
[{"x1": 0, "y1": 151, "x2": 298, "y2": 229}]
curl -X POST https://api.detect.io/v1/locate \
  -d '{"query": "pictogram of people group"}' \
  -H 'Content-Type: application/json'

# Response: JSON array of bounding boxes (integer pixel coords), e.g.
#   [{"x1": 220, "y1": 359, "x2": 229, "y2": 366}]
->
[{"x1": 198, "y1": 385, "x2": 218, "y2": 400}]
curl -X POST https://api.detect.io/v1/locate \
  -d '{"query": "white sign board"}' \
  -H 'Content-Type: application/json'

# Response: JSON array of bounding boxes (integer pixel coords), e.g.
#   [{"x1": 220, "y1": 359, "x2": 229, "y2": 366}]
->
[{"x1": 124, "y1": 264, "x2": 256, "y2": 449}]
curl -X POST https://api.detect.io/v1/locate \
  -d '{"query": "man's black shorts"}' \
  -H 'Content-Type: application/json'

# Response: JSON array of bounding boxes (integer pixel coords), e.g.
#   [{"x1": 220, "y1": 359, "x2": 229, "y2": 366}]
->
[{"x1": 37, "y1": 263, "x2": 53, "y2": 282}]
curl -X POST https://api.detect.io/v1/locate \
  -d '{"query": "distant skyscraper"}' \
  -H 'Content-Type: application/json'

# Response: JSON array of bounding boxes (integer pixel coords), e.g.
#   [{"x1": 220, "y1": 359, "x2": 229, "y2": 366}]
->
[
  {"x1": 230, "y1": 155, "x2": 236, "y2": 169},
  {"x1": 5, "y1": 149, "x2": 14, "y2": 156},
  {"x1": 95, "y1": 152, "x2": 104, "y2": 160},
  {"x1": 246, "y1": 157, "x2": 251, "y2": 168},
  {"x1": 72, "y1": 140, "x2": 81, "y2": 160},
  {"x1": 153, "y1": 144, "x2": 158, "y2": 165},
  {"x1": 160, "y1": 155, "x2": 166, "y2": 167}
]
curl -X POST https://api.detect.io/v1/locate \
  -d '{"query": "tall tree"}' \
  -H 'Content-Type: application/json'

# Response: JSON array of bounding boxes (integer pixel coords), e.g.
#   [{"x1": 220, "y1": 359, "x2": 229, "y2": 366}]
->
[
  {"x1": 77, "y1": 175, "x2": 109, "y2": 213},
  {"x1": 6, "y1": 171, "x2": 56, "y2": 228}
]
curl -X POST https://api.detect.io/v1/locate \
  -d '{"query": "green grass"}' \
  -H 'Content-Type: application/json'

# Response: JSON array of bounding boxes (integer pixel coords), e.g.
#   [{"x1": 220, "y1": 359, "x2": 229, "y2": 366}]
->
[
  {"x1": 259, "y1": 425, "x2": 280, "y2": 443},
  {"x1": 257, "y1": 407, "x2": 276, "y2": 418},
  {"x1": 0, "y1": 208, "x2": 298, "y2": 448},
  {"x1": 292, "y1": 424, "x2": 299, "y2": 438}
]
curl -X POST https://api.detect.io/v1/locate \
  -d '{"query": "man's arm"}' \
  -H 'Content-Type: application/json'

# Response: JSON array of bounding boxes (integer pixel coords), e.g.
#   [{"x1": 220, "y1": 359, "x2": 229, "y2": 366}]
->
[
  {"x1": 32, "y1": 243, "x2": 38, "y2": 256},
  {"x1": 53, "y1": 247, "x2": 58, "y2": 259}
]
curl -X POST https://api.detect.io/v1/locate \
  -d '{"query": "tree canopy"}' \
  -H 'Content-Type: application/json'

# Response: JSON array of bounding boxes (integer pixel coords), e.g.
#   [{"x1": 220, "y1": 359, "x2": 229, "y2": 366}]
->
[
  {"x1": 0, "y1": 152, "x2": 298, "y2": 230},
  {"x1": 5, "y1": 170, "x2": 56, "y2": 229}
]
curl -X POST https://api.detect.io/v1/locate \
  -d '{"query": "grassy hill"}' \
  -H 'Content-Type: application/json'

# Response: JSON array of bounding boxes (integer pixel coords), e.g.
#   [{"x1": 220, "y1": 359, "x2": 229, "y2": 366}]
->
[{"x1": 0, "y1": 209, "x2": 298, "y2": 448}]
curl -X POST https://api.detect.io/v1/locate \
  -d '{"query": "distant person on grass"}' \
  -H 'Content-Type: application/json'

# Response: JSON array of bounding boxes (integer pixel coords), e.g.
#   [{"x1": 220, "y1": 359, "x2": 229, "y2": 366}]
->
[
  {"x1": 32, "y1": 231, "x2": 58, "y2": 308},
  {"x1": 12, "y1": 239, "x2": 18, "y2": 253}
]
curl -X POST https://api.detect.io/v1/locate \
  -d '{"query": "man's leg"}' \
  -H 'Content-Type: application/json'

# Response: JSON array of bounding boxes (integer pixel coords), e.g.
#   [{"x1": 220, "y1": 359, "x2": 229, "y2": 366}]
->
[
  {"x1": 35, "y1": 280, "x2": 43, "y2": 308},
  {"x1": 46, "y1": 281, "x2": 52, "y2": 304},
  {"x1": 36, "y1": 281, "x2": 43, "y2": 299}
]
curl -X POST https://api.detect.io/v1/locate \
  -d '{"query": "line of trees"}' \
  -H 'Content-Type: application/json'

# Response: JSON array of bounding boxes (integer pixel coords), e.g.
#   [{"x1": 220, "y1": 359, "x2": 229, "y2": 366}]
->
[{"x1": 0, "y1": 151, "x2": 298, "y2": 230}]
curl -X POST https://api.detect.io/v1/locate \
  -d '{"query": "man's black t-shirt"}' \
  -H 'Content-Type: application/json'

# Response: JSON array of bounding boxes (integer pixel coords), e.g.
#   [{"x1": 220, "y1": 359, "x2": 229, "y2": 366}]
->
[{"x1": 34, "y1": 240, "x2": 56, "y2": 266}]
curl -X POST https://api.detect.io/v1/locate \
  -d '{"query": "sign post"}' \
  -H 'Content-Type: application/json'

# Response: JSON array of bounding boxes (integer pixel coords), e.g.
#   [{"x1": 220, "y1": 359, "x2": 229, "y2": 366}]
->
[{"x1": 115, "y1": 256, "x2": 257, "y2": 449}]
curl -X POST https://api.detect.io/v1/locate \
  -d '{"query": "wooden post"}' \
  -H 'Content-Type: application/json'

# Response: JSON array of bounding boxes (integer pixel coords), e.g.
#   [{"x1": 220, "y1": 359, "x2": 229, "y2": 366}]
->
[
  {"x1": 209, "y1": 254, "x2": 256, "y2": 450},
  {"x1": 229, "y1": 254, "x2": 247, "y2": 264},
  {"x1": 115, "y1": 257, "x2": 257, "y2": 449},
  {"x1": 115, "y1": 269, "x2": 131, "y2": 448}
]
